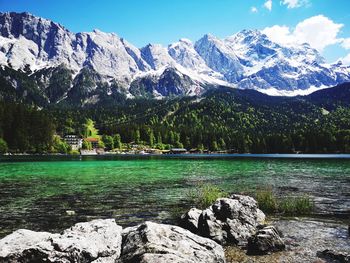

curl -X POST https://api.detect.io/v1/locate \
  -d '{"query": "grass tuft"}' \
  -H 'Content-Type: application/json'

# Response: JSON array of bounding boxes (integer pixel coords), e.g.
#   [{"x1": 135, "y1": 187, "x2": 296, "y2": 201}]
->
[
  {"x1": 279, "y1": 195, "x2": 314, "y2": 216},
  {"x1": 187, "y1": 183, "x2": 228, "y2": 209},
  {"x1": 256, "y1": 188, "x2": 313, "y2": 216},
  {"x1": 256, "y1": 188, "x2": 278, "y2": 213}
]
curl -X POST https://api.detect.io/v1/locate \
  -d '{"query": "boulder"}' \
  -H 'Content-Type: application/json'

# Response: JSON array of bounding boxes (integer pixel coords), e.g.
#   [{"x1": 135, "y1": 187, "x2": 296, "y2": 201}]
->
[
  {"x1": 0, "y1": 229, "x2": 54, "y2": 263},
  {"x1": 120, "y1": 221, "x2": 226, "y2": 263},
  {"x1": 247, "y1": 225, "x2": 285, "y2": 255},
  {"x1": 0, "y1": 219, "x2": 123, "y2": 263},
  {"x1": 179, "y1": 207, "x2": 202, "y2": 233},
  {"x1": 317, "y1": 249, "x2": 350, "y2": 263},
  {"x1": 197, "y1": 194, "x2": 266, "y2": 245}
]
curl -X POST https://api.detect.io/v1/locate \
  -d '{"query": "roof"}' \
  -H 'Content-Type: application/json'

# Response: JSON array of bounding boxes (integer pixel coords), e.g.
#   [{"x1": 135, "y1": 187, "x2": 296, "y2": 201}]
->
[
  {"x1": 64, "y1": 134, "x2": 80, "y2": 138},
  {"x1": 85, "y1": 137, "x2": 99, "y2": 142}
]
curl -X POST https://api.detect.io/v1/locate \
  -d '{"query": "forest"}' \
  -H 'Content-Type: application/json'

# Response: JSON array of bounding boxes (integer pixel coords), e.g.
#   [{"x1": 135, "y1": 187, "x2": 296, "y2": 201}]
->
[{"x1": 1, "y1": 83, "x2": 350, "y2": 154}]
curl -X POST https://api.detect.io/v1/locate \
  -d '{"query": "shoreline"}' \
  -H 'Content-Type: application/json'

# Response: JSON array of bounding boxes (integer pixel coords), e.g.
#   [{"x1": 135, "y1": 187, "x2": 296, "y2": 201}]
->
[
  {"x1": 2, "y1": 153, "x2": 350, "y2": 160},
  {"x1": 1, "y1": 196, "x2": 349, "y2": 263}
]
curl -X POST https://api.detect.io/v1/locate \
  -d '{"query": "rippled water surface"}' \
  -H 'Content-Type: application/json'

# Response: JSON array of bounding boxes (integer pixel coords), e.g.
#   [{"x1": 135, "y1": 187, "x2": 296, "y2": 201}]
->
[{"x1": 0, "y1": 155, "x2": 349, "y2": 237}]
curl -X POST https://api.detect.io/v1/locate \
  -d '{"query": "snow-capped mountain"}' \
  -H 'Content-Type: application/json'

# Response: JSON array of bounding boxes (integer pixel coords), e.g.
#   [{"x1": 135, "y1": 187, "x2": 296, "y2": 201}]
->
[{"x1": 0, "y1": 12, "x2": 349, "y2": 104}]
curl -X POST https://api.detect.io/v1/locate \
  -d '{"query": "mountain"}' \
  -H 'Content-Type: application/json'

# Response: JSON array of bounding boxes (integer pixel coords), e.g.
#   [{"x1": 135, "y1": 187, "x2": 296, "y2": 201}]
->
[{"x1": 0, "y1": 12, "x2": 350, "y2": 105}]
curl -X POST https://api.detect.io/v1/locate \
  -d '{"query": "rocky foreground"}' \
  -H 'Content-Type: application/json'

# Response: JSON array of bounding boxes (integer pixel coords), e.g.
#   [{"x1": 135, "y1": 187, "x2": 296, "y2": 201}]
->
[{"x1": 0, "y1": 194, "x2": 349, "y2": 263}]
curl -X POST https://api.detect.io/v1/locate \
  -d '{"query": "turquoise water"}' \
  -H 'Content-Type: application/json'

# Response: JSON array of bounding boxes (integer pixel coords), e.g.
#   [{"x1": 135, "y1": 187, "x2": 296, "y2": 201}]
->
[{"x1": 0, "y1": 155, "x2": 349, "y2": 237}]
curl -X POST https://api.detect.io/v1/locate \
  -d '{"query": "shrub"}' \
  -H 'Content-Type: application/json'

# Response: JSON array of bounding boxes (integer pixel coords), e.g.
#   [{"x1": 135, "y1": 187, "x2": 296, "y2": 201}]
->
[{"x1": 70, "y1": 150, "x2": 80, "y2": 155}]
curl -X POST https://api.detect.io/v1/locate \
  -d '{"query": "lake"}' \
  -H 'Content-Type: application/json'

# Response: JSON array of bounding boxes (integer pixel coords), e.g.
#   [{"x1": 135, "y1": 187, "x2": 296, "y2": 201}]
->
[{"x1": 0, "y1": 154, "x2": 349, "y2": 237}]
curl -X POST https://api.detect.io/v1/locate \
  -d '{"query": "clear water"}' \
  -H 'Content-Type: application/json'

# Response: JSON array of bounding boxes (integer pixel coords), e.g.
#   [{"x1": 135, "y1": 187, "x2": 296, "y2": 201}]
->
[{"x1": 0, "y1": 155, "x2": 349, "y2": 237}]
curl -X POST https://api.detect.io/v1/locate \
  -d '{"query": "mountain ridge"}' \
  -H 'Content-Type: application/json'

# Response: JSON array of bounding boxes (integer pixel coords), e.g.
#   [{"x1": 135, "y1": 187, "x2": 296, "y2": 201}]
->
[{"x1": 0, "y1": 11, "x2": 350, "y2": 104}]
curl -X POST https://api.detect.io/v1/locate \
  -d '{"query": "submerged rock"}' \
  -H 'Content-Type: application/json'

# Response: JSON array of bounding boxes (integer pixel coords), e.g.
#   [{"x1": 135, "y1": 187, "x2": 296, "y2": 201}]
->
[
  {"x1": 65, "y1": 210, "x2": 76, "y2": 216},
  {"x1": 247, "y1": 225, "x2": 285, "y2": 255},
  {"x1": 120, "y1": 221, "x2": 226, "y2": 263},
  {"x1": 317, "y1": 249, "x2": 350, "y2": 263},
  {"x1": 0, "y1": 219, "x2": 123, "y2": 263},
  {"x1": 196, "y1": 194, "x2": 266, "y2": 245}
]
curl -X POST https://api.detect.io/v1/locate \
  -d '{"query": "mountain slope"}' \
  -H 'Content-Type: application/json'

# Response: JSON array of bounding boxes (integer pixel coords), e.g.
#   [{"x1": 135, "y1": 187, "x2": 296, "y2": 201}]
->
[
  {"x1": 304, "y1": 82, "x2": 350, "y2": 109},
  {"x1": 0, "y1": 12, "x2": 349, "y2": 104},
  {"x1": 31, "y1": 81, "x2": 349, "y2": 154}
]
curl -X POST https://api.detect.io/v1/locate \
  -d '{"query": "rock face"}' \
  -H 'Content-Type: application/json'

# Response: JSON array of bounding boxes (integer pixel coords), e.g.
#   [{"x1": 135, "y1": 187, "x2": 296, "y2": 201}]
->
[
  {"x1": 247, "y1": 225, "x2": 285, "y2": 255},
  {"x1": 181, "y1": 195, "x2": 266, "y2": 246},
  {"x1": 120, "y1": 221, "x2": 226, "y2": 263},
  {"x1": 0, "y1": 219, "x2": 123, "y2": 263}
]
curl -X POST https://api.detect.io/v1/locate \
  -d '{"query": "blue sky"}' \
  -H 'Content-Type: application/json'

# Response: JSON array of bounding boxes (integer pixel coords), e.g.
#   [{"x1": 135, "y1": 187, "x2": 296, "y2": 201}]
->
[{"x1": 1, "y1": 0, "x2": 350, "y2": 63}]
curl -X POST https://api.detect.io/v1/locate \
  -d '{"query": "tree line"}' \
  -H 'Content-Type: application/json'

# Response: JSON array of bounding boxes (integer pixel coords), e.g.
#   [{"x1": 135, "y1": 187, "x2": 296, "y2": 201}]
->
[{"x1": 1, "y1": 88, "x2": 350, "y2": 154}]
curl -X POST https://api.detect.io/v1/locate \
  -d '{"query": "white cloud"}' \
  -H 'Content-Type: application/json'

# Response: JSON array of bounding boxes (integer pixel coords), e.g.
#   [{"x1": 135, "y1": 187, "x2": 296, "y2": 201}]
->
[
  {"x1": 280, "y1": 0, "x2": 309, "y2": 9},
  {"x1": 261, "y1": 25, "x2": 295, "y2": 45},
  {"x1": 341, "y1": 38, "x2": 350, "y2": 49},
  {"x1": 262, "y1": 15, "x2": 343, "y2": 51},
  {"x1": 264, "y1": 0, "x2": 272, "y2": 11},
  {"x1": 251, "y1": 6, "x2": 258, "y2": 13},
  {"x1": 342, "y1": 53, "x2": 350, "y2": 65}
]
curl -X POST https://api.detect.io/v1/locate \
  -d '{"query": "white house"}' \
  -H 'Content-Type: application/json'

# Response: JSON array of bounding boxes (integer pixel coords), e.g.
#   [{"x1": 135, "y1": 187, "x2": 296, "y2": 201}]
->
[{"x1": 64, "y1": 135, "x2": 83, "y2": 150}]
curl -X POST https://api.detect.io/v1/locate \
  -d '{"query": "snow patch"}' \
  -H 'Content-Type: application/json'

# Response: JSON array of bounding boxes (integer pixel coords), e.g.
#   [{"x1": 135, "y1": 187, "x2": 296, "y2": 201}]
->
[{"x1": 257, "y1": 85, "x2": 329, "y2": 96}]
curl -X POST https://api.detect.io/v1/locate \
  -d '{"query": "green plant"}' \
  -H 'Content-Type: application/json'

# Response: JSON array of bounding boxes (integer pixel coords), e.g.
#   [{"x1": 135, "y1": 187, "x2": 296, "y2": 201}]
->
[
  {"x1": 279, "y1": 195, "x2": 313, "y2": 216},
  {"x1": 0, "y1": 138, "x2": 8, "y2": 154},
  {"x1": 256, "y1": 189, "x2": 278, "y2": 213},
  {"x1": 255, "y1": 188, "x2": 313, "y2": 216},
  {"x1": 187, "y1": 183, "x2": 228, "y2": 209}
]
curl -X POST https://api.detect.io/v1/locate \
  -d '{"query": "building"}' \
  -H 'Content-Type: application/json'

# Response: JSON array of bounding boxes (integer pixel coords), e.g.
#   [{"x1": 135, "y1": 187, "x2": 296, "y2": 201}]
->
[
  {"x1": 64, "y1": 135, "x2": 83, "y2": 150},
  {"x1": 85, "y1": 137, "x2": 100, "y2": 149}
]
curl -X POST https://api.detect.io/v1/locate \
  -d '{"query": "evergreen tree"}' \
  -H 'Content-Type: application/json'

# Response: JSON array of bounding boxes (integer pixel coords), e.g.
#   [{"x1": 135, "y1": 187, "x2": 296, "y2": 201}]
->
[
  {"x1": 134, "y1": 129, "x2": 141, "y2": 144},
  {"x1": 0, "y1": 138, "x2": 8, "y2": 154},
  {"x1": 113, "y1": 134, "x2": 122, "y2": 149},
  {"x1": 211, "y1": 140, "x2": 218, "y2": 151},
  {"x1": 102, "y1": 135, "x2": 114, "y2": 150},
  {"x1": 157, "y1": 132, "x2": 162, "y2": 144}
]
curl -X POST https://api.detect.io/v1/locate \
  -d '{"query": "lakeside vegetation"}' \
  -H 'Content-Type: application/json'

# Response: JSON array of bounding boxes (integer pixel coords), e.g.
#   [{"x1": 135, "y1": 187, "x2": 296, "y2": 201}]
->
[
  {"x1": 187, "y1": 184, "x2": 313, "y2": 216},
  {"x1": 1, "y1": 85, "x2": 350, "y2": 154},
  {"x1": 187, "y1": 184, "x2": 229, "y2": 209},
  {"x1": 256, "y1": 189, "x2": 313, "y2": 216}
]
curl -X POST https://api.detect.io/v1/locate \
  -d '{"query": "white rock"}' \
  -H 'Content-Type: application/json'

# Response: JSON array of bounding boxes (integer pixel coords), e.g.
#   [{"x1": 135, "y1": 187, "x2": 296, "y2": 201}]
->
[
  {"x1": 121, "y1": 221, "x2": 226, "y2": 263},
  {"x1": 0, "y1": 219, "x2": 123, "y2": 262}
]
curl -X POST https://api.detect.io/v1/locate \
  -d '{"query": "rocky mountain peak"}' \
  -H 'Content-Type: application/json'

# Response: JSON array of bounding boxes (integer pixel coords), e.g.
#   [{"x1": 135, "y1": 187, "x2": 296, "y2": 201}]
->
[{"x1": 0, "y1": 12, "x2": 349, "y2": 102}]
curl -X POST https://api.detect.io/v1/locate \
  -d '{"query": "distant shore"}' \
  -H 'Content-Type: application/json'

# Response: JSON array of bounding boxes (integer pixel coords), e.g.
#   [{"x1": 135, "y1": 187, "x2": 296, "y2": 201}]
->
[{"x1": 2, "y1": 153, "x2": 350, "y2": 160}]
